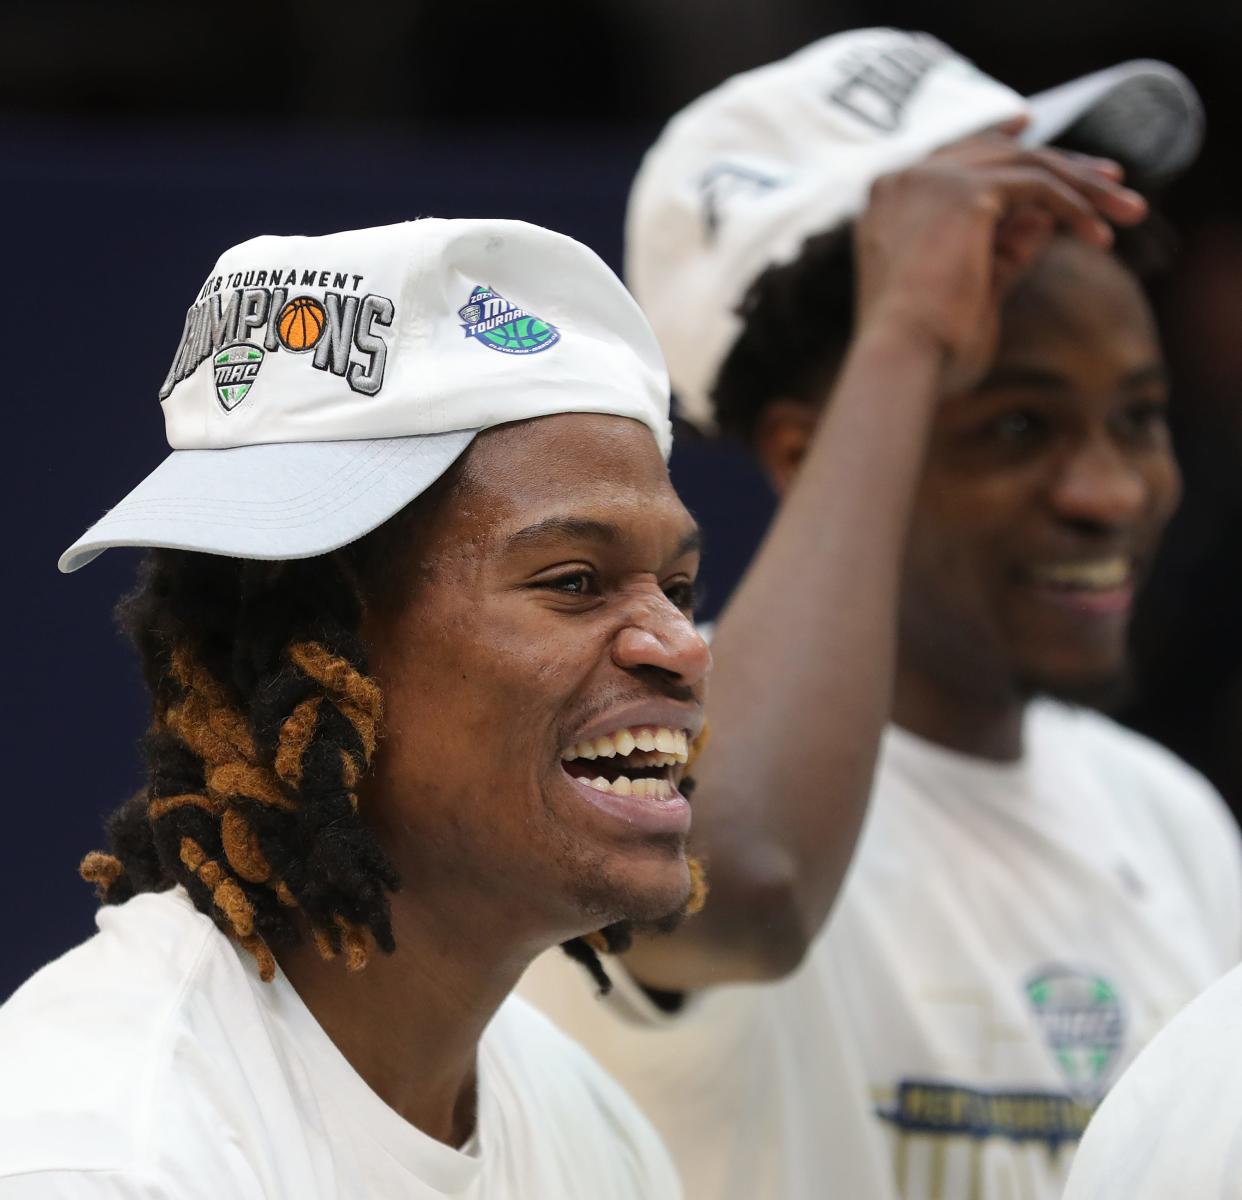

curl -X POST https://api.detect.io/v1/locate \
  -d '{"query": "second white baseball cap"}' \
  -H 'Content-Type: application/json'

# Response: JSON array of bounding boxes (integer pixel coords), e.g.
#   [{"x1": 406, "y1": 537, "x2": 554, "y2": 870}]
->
[
  {"x1": 627, "y1": 27, "x2": 1204, "y2": 429},
  {"x1": 60, "y1": 218, "x2": 672, "y2": 572}
]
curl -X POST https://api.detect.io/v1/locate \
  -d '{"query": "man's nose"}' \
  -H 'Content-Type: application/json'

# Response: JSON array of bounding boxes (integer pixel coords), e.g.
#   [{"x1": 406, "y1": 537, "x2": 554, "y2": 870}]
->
[
  {"x1": 611, "y1": 594, "x2": 712, "y2": 688},
  {"x1": 1048, "y1": 434, "x2": 1148, "y2": 529}
]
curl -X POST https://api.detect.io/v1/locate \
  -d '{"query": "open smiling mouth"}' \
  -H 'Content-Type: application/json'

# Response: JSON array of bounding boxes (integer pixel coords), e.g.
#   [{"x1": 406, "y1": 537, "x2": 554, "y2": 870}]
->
[
  {"x1": 560, "y1": 727, "x2": 690, "y2": 801},
  {"x1": 1021, "y1": 556, "x2": 1136, "y2": 616}
]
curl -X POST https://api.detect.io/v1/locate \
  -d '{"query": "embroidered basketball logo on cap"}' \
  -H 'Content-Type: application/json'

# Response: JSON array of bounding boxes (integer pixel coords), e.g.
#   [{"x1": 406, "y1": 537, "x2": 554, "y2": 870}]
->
[
  {"x1": 213, "y1": 343, "x2": 265, "y2": 412},
  {"x1": 277, "y1": 296, "x2": 328, "y2": 352},
  {"x1": 458, "y1": 285, "x2": 561, "y2": 355}
]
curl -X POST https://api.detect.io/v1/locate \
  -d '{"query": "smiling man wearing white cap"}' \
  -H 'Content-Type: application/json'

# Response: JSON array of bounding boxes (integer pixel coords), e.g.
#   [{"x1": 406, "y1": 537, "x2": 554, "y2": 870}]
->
[
  {"x1": 522, "y1": 28, "x2": 1242, "y2": 1200},
  {"x1": 0, "y1": 218, "x2": 709, "y2": 1197}
]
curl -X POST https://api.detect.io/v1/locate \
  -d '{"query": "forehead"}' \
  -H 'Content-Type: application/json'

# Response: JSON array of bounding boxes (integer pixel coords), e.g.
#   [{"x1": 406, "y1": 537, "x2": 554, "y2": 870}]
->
[
  {"x1": 996, "y1": 237, "x2": 1160, "y2": 363},
  {"x1": 446, "y1": 412, "x2": 689, "y2": 542}
]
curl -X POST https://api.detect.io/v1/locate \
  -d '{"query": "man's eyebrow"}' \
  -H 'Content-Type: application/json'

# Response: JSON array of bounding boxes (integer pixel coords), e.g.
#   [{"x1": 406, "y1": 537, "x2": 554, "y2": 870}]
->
[
  {"x1": 504, "y1": 516, "x2": 703, "y2": 558},
  {"x1": 506, "y1": 517, "x2": 622, "y2": 550},
  {"x1": 974, "y1": 366, "x2": 1070, "y2": 393},
  {"x1": 974, "y1": 364, "x2": 1170, "y2": 393},
  {"x1": 674, "y1": 527, "x2": 704, "y2": 559}
]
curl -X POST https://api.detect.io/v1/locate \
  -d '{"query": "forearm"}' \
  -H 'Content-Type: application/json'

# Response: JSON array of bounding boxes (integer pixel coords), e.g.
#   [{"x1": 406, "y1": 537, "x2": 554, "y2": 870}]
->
[{"x1": 628, "y1": 321, "x2": 941, "y2": 990}]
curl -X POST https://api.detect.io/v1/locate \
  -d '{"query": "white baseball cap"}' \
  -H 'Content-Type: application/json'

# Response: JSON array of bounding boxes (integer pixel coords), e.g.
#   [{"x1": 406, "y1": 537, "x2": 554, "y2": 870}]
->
[
  {"x1": 60, "y1": 218, "x2": 672, "y2": 572},
  {"x1": 626, "y1": 27, "x2": 1205, "y2": 429}
]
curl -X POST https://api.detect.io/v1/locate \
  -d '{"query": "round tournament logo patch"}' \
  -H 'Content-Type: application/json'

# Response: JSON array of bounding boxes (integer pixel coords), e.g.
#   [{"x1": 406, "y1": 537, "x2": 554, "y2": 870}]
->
[{"x1": 458, "y1": 285, "x2": 561, "y2": 355}]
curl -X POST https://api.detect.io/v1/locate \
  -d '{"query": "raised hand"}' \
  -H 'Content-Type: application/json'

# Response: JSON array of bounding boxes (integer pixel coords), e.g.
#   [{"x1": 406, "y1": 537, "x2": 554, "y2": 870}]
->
[{"x1": 854, "y1": 128, "x2": 1148, "y2": 396}]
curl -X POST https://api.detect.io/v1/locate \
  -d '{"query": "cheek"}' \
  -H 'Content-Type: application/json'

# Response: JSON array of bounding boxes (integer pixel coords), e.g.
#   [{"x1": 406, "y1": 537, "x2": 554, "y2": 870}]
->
[
  {"x1": 371, "y1": 602, "x2": 585, "y2": 800},
  {"x1": 905, "y1": 476, "x2": 1016, "y2": 613}
]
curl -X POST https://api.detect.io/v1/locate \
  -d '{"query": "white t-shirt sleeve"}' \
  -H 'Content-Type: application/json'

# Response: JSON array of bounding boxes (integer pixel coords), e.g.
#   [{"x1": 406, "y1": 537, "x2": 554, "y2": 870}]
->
[{"x1": 1064, "y1": 962, "x2": 1242, "y2": 1200}]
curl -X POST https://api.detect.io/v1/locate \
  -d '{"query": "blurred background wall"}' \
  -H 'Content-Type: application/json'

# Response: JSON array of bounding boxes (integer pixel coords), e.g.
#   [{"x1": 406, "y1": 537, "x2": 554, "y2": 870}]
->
[{"x1": 4, "y1": 0, "x2": 1241, "y2": 1001}]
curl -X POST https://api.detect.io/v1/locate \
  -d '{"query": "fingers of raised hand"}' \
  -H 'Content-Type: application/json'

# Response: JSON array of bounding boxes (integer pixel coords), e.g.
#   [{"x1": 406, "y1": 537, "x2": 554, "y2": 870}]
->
[
  {"x1": 1019, "y1": 146, "x2": 1147, "y2": 225},
  {"x1": 983, "y1": 165, "x2": 1116, "y2": 246},
  {"x1": 927, "y1": 136, "x2": 1147, "y2": 227}
]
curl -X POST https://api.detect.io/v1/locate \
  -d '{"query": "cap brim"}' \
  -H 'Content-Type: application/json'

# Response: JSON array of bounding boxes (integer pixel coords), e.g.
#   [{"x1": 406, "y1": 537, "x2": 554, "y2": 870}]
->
[
  {"x1": 58, "y1": 431, "x2": 477, "y2": 574},
  {"x1": 1025, "y1": 60, "x2": 1204, "y2": 185}
]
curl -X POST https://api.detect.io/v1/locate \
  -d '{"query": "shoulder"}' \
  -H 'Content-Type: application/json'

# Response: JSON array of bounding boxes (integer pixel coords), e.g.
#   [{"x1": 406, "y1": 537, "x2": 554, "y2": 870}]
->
[
  {"x1": 1065, "y1": 964, "x2": 1242, "y2": 1199},
  {"x1": 0, "y1": 890, "x2": 256, "y2": 1183},
  {"x1": 483, "y1": 993, "x2": 682, "y2": 1195}
]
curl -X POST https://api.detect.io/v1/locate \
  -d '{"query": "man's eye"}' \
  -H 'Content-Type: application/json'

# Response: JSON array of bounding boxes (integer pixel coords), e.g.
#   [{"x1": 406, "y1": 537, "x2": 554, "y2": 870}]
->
[
  {"x1": 1119, "y1": 400, "x2": 1169, "y2": 438},
  {"x1": 663, "y1": 580, "x2": 699, "y2": 612},
  {"x1": 543, "y1": 571, "x2": 596, "y2": 596},
  {"x1": 989, "y1": 410, "x2": 1045, "y2": 442}
]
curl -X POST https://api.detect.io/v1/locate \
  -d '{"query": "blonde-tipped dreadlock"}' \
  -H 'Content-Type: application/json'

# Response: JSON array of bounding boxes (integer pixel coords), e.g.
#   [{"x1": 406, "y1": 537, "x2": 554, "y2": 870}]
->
[
  {"x1": 83, "y1": 547, "x2": 400, "y2": 981},
  {"x1": 82, "y1": 635, "x2": 386, "y2": 981}
]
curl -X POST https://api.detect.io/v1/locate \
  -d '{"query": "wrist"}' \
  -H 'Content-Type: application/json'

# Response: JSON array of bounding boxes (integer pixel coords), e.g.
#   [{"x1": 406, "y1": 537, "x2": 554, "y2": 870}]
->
[
  {"x1": 852, "y1": 303, "x2": 950, "y2": 366},
  {"x1": 843, "y1": 312, "x2": 949, "y2": 406}
]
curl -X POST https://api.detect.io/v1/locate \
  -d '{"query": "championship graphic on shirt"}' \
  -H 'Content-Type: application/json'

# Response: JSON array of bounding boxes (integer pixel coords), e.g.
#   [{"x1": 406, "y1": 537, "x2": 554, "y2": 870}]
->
[
  {"x1": 874, "y1": 964, "x2": 1127, "y2": 1195},
  {"x1": 1025, "y1": 965, "x2": 1125, "y2": 1101}
]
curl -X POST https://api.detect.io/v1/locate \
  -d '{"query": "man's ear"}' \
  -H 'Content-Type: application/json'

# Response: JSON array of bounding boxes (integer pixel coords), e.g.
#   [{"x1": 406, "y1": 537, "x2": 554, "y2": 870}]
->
[{"x1": 752, "y1": 399, "x2": 819, "y2": 497}]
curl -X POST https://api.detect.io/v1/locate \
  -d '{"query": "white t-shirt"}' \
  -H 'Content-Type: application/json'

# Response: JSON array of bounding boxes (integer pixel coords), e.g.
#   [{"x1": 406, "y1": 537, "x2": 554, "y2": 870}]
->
[
  {"x1": 521, "y1": 700, "x2": 1242, "y2": 1200},
  {"x1": 0, "y1": 888, "x2": 682, "y2": 1199},
  {"x1": 1063, "y1": 960, "x2": 1242, "y2": 1199}
]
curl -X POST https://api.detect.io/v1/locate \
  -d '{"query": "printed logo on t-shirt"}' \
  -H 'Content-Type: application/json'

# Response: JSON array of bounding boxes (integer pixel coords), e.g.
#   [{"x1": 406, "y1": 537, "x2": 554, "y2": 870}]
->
[
  {"x1": 878, "y1": 1079, "x2": 1093, "y2": 1148},
  {"x1": 1025, "y1": 964, "x2": 1126, "y2": 1101},
  {"x1": 876, "y1": 1080, "x2": 1089, "y2": 1196}
]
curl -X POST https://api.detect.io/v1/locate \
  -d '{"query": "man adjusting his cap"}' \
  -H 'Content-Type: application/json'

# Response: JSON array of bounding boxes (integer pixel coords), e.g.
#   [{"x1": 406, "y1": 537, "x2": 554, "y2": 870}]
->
[{"x1": 523, "y1": 29, "x2": 1242, "y2": 1200}]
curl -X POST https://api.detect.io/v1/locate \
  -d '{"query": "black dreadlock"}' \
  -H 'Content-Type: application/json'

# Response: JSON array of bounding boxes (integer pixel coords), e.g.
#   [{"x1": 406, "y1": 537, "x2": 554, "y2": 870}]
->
[{"x1": 80, "y1": 488, "x2": 679, "y2": 990}]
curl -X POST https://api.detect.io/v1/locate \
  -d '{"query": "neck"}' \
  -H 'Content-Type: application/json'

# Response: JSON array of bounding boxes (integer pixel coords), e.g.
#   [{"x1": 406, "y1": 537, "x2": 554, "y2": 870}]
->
[
  {"x1": 277, "y1": 885, "x2": 538, "y2": 1148},
  {"x1": 892, "y1": 660, "x2": 1027, "y2": 761}
]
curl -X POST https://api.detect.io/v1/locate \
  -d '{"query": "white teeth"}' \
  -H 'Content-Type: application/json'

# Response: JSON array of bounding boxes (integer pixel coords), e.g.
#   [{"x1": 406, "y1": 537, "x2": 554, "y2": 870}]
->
[
  {"x1": 563, "y1": 726, "x2": 692, "y2": 764},
  {"x1": 1032, "y1": 558, "x2": 1130, "y2": 589},
  {"x1": 580, "y1": 775, "x2": 674, "y2": 801}
]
